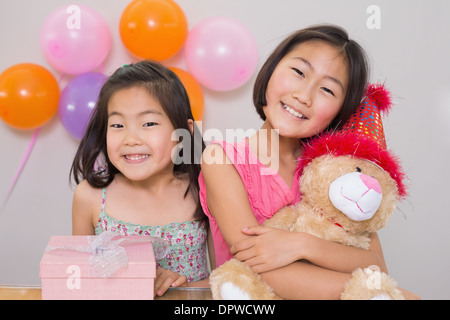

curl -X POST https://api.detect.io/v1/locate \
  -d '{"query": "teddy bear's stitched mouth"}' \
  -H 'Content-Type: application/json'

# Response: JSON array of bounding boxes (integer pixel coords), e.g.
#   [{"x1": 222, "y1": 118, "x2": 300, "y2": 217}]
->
[
  {"x1": 329, "y1": 172, "x2": 382, "y2": 222},
  {"x1": 340, "y1": 187, "x2": 370, "y2": 215}
]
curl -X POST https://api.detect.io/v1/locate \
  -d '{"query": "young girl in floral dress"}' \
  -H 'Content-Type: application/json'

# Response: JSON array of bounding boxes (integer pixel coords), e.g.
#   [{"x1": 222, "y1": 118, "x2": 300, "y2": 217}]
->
[{"x1": 71, "y1": 60, "x2": 212, "y2": 296}]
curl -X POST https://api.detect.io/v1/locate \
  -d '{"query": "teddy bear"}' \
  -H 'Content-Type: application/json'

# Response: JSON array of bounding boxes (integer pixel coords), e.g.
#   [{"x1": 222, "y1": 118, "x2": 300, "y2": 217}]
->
[{"x1": 209, "y1": 84, "x2": 407, "y2": 300}]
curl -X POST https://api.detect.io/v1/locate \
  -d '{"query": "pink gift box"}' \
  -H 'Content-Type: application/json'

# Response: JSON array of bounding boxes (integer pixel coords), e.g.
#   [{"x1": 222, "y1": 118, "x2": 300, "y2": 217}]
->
[{"x1": 40, "y1": 235, "x2": 156, "y2": 300}]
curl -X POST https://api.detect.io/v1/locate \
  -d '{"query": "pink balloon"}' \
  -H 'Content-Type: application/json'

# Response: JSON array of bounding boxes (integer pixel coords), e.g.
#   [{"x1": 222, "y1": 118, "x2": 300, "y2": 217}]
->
[
  {"x1": 184, "y1": 17, "x2": 258, "y2": 91},
  {"x1": 40, "y1": 5, "x2": 111, "y2": 75}
]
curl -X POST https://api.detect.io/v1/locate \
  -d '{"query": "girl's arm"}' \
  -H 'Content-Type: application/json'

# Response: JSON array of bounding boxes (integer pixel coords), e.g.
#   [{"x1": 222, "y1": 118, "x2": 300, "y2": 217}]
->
[
  {"x1": 234, "y1": 228, "x2": 420, "y2": 300},
  {"x1": 303, "y1": 230, "x2": 388, "y2": 273},
  {"x1": 231, "y1": 226, "x2": 387, "y2": 274},
  {"x1": 206, "y1": 226, "x2": 216, "y2": 271},
  {"x1": 262, "y1": 261, "x2": 351, "y2": 299},
  {"x1": 72, "y1": 180, "x2": 98, "y2": 235},
  {"x1": 201, "y1": 144, "x2": 261, "y2": 247}
]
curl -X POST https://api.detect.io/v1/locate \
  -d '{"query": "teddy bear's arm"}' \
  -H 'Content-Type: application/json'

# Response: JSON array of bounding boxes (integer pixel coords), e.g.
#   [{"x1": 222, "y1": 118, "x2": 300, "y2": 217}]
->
[
  {"x1": 263, "y1": 205, "x2": 300, "y2": 231},
  {"x1": 297, "y1": 217, "x2": 371, "y2": 250},
  {"x1": 292, "y1": 205, "x2": 372, "y2": 250}
]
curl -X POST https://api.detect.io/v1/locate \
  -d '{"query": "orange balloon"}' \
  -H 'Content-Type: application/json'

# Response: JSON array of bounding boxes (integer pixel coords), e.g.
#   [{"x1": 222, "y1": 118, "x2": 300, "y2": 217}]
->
[
  {"x1": 119, "y1": 0, "x2": 188, "y2": 61},
  {"x1": 170, "y1": 67, "x2": 204, "y2": 121},
  {"x1": 0, "y1": 63, "x2": 60, "y2": 130}
]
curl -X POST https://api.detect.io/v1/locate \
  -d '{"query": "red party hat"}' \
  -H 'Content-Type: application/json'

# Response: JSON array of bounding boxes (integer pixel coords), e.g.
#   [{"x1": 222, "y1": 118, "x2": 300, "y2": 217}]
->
[{"x1": 341, "y1": 83, "x2": 393, "y2": 150}]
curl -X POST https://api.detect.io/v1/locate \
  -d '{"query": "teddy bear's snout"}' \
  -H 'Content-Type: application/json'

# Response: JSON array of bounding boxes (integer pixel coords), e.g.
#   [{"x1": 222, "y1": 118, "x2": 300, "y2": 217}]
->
[{"x1": 328, "y1": 172, "x2": 383, "y2": 222}]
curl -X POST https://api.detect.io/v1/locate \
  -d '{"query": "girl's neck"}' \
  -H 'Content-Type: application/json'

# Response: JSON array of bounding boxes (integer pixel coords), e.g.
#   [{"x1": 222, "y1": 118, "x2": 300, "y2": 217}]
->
[
  {"x1": 246, "y1": 121, "x2": 302, "y2": 188},
  {"x1": 256, "y1": 121, "x2": 302, "y2": 160},
  {"x1": 115, "y1": 169, "x2": 180, "y2": 194},
  {"x1": 105, "y1": 171, "x2": 195, "y2": 227}
]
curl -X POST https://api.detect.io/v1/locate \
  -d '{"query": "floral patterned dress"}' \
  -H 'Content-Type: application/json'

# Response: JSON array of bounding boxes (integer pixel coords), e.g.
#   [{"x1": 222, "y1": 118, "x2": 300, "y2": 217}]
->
[{"x1": 95, "y1": 188, "x2": 210, "y2": 282}]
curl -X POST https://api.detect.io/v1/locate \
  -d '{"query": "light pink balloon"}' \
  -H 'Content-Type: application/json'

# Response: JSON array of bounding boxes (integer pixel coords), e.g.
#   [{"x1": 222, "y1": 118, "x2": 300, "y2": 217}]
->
[
  {"x1": 40, "y1": 5, "x2": 111, "y2": 75},
  {"x1": 184, "y1": 17, "x2": 258, "y2": 92}
]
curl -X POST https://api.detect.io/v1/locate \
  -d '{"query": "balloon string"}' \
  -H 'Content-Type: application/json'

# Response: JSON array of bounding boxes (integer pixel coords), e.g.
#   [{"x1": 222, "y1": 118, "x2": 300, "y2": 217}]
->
[{"x1": 1, "y1": 127, "x2": 40, "y2": 212}]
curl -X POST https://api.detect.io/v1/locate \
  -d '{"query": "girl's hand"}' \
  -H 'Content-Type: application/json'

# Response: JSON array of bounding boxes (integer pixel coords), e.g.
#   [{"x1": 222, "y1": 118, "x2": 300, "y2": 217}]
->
[
  {"x1": 154, "y1": 268, "x2": 187, "y2": 297},
  {"x1": 230, "y1": 225, "x2": 306, "y2": 274}
]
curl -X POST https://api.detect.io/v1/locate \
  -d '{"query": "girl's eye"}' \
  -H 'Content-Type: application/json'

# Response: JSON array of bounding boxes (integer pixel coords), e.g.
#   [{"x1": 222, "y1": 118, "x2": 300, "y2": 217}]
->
[
  {"x1": 321, "y1": 87, "x2": 335, "y2": 96},
  {"x1": 143, "y1": 122, "x2": 157, "y2": 127},
  {"x1": 292, "y1": 68, "x2": 305, "y2": 77},
  {"x1": 110, "y1": 124, "x2": 123, "y2": 128}
]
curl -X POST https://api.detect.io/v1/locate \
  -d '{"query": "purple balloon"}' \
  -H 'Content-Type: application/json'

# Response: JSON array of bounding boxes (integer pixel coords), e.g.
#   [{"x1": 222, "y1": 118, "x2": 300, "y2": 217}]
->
[{"x1": 59, "y1": 72, "x2": 107, "y2": 140}]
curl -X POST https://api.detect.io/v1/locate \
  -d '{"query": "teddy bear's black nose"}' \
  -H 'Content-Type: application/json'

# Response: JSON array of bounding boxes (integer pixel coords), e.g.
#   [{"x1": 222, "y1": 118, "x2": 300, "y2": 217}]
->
[{"x1": 356, "y1": 167, "x2": 362, "y2": 173}]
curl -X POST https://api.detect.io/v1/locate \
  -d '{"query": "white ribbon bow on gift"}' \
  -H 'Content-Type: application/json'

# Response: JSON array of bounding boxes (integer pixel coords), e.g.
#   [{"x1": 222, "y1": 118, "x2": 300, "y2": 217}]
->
[{"x1": 46, "y1": 231, "x2": 170, "y2": 278}]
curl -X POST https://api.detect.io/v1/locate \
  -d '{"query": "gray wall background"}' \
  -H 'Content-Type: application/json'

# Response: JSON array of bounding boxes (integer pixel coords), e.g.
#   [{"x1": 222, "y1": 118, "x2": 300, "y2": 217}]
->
[{"x1": 0, "y1": 0, "x2": 448, "y2": 299}]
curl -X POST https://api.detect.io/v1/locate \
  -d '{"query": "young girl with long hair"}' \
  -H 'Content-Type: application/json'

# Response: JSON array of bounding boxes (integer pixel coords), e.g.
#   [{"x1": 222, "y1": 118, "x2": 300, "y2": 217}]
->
[{"x1": 71, "y1": 60, "x2": 211, "y2": 296}]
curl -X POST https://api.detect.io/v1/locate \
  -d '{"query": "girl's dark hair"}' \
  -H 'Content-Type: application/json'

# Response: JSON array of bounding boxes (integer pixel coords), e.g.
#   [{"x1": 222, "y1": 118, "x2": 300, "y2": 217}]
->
[
  {"x1": 70, "y1": 60, "x2": 206, "y2": 220},
  {"x1": 253, "y1": 24, "x2": 369, "y2": 132}
]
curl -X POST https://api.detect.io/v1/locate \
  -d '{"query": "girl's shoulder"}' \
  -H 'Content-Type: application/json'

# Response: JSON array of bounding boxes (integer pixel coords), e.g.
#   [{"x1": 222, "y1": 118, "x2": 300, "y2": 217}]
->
[
  {"x1": 200, "y1": 139, "x2": 259, "y2": 197},
  {"x1": 74, "y1": 179, "x2": 100, "y2": 193},
  {"x1": 72, "y1": 180, "x2": 104, "y2": 234},
  {"x1": 202, "y1": 141, "x2": 232, "y2": 167},
  {"x1": 73, "y1": 180, "x2": 103, "y2": 207},
  {"x1": 202, "y1": 139, "x2": 251, "y2": 167}
]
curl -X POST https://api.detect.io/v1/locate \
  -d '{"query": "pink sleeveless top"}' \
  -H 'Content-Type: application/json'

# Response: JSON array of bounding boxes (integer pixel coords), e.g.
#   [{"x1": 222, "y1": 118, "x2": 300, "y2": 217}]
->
[{"x1": 198, "y1": 139, "x2": 302, "y2": 267}]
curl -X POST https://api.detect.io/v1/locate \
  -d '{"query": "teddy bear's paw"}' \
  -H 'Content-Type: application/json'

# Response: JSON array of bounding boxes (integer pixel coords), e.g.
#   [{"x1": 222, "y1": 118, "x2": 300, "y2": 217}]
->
[
  {"x1": 210, "y1": 259, "x2": 256, "y2": 300},
  {"x1": 341, "y1": 266, "x2": 405, "y2": 300},
  {"x1": 221, "y1": 282, "x2": 251, "y2": 300},
  {"x1": 210, "y1": 259, "x2": 281, "y2": 300}
]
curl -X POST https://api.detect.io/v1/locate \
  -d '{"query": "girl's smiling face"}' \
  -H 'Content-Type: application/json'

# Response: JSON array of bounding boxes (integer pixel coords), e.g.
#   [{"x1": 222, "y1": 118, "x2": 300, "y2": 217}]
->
[
  {"x1": 106, "y1": 86, "x2": 178, "y2": 183},
  {"x1": 263, "y1": 41, "x2": 349, "y2": 139}
]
